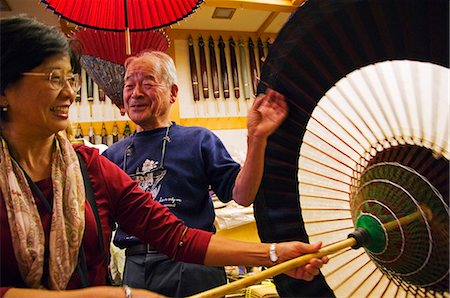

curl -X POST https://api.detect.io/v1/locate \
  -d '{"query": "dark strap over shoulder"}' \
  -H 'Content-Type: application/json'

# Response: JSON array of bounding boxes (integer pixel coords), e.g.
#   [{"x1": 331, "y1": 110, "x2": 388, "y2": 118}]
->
[
  {"x1": 76, "y1": 153, "x2": 112, "y2": 287},
  {"x1": 77, "y1": 153, "x2": 107, "y2": 263},
  {"x1": 76, "y1": 245, "x2": 89, "y2": 287}
]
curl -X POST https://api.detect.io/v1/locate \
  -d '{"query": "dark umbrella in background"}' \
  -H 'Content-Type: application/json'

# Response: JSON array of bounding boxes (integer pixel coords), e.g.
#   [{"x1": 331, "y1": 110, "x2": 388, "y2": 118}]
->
[
  {"x1": 255, "y1": 0, "x2": 449, "y2": 297},
  {"x1": 79, "y1": 56, "x2": 125, "y2": 112},
  {"x1": 189, "y1": 1, "x2": 449, "y2": 296},
  {"x1": 40, "y1": 0, "x2": 203, "y2": 54}
]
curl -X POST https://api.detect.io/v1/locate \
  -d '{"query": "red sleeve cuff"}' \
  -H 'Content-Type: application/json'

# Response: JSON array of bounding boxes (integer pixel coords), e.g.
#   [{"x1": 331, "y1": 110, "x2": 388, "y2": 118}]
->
[{"x1": 174, "y1": 228, "x2": 213, "y2": 264}]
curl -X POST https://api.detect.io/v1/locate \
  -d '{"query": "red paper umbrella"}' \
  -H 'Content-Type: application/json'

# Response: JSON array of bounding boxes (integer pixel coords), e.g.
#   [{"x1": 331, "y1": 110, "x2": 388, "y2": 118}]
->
[
  {"x1": 40, "y1": 0, "x2": 203, "y2": 31},
  {"x1": 74, "y1": 29, "x2": 170, "y2": 65},
  {"x1": 41, "y1": 0, "x2": 202, "y2": 54}
]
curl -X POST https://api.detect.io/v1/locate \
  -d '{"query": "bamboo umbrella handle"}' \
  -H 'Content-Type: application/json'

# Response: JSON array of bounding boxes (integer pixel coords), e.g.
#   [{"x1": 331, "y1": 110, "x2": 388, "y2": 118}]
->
[
  {"x1": 190, "y1": 207, "x2": 430, "y2": 298},
  {"x1": 188, "y1": 238, "x2": 357, "y2": 298}
]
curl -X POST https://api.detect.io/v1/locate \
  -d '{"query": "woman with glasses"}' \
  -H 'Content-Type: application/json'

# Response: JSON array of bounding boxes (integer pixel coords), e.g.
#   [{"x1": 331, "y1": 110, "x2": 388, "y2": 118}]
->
[{"x1": 0, "y1": 16, "x2": 328, "y2": 298}]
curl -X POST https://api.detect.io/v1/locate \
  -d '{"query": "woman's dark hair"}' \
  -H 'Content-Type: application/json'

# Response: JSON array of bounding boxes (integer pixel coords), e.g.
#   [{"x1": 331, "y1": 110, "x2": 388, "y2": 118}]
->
[{"x1": 0, "y1": 16, "x2": 81, "y2": 96}]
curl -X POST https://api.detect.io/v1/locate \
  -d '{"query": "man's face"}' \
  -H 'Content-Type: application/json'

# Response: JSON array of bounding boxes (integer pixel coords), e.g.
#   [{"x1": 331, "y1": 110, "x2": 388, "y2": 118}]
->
[{"x1": 123, "y1": 62, "x2": 173, "y2": 127}]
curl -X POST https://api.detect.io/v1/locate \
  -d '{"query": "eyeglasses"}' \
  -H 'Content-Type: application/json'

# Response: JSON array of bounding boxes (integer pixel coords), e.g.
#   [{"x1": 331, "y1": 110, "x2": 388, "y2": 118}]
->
[{"x1": 22, "y1": 69, "x2": 81, "y2": 92}]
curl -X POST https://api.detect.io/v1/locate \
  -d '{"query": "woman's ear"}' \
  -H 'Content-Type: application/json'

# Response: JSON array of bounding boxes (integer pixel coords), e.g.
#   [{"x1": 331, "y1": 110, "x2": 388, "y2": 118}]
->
[
  {"x1": 0, "y1": 95, "x2": 8, "y2": 120},
  {"x1": 0, "y1": 94, "x2": 8, "y2": 109}
]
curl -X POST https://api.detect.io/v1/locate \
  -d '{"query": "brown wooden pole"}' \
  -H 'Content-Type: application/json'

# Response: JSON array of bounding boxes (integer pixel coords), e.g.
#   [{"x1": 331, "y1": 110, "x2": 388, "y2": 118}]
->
[
  {"x1": 208, "y1": 36, "x2": 220, "y2": 113},
  {"x1": 229, "y1": 37, "x2": 240, "y2": 112},
  {"x1": 238, "y1": 39, "x2": 251, "y2": 102},
  {"x1": 257, "y1": 37, "x2": 265, "y2": 71},
  {"x1": 86, "y1": 74, "x2": 94, "y2": 117},
  {"x1": 218, "y1": 36, "x2": 230, "y2": 99},
  {"x1": 198, "y1": 36, "x2": 209, "y2": 99},
  {"x1": 188, "y1": 36, "x2": 200, "y2": 102},
  {"x1": 124, "y1": 0, "x2": 131, "y2": 55},
  {"x1": 248, "y1": 37, "x2": 258, "y2": 96},
  {"x1": 229, "y1": 37, "x2": 240, "y2": 99},
  {"x1": 188, "y1": 238, "x2": 357, "y2": 298}
]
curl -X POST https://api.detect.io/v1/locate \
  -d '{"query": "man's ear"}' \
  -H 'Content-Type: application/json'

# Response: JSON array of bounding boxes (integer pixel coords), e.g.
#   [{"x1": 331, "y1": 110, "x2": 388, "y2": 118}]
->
[{"x1": 170, "y1": 84, "x2": 179, "y2": 103}]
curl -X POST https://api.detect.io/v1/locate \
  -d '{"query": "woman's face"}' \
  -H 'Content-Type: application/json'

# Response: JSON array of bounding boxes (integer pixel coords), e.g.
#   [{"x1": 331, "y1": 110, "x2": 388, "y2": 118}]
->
[{"x1": 3, "y1": 54, "x2": 77, "y2": 137}]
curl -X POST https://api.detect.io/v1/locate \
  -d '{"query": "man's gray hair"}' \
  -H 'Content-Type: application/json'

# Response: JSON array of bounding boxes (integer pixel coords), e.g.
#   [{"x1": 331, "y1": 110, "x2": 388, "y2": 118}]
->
[{"x1": 124, "y1": 51, "x2": 177, "y2": 86}]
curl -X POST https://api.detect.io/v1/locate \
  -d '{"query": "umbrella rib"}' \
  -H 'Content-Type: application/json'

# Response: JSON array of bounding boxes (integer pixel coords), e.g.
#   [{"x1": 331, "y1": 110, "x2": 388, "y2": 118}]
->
[
  {"x1": 326, "y1": 249, "x2": 366, "y2": 277},
  {"x1": 348, "y1": 264, "x2": 379, "y2": 297},
  {"x1": 302, "y1": 207, "x2": 351, "y2": 211},
  {"x1": 299, "y1": 181, "x2": 350, "y2": 195},
  {"x1": 302, "y1": 141, "x2": 356, "y2": 172},
  {"x1": 300, "y1": 194, "x2": 349, "y2": 203},
  {"x1": 300, "y1": 167, "x2": 351, "y2": 187},
  {"x1": 303, "y1": 217, "x2": 352, "y2": 224},
  {"x1": 307, "y1": 226, "x2": 354, "y2": 237},
  {"x1": 304, "y1": 128, "x2": 363, "y2": 166},
  {"x1": 335, "y1": 258, "x2": 372, "y2": 293}
]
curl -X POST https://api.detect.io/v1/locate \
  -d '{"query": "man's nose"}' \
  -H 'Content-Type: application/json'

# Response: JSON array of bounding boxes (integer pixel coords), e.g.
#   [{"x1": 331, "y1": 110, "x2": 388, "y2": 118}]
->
[{"x1": 132, "y1": 84, "x2": 144, "y2": 97}]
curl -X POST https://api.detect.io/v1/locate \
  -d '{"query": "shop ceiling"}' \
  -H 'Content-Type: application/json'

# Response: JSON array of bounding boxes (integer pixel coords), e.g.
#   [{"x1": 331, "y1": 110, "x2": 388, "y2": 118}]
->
[{"x1": 0, "y1": 0, "x2": 305, "y2": 35}]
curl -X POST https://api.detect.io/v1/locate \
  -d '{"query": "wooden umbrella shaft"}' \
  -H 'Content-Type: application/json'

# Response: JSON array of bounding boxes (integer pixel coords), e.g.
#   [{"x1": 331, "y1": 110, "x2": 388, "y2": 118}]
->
[
  {"x1": 247, "y1": 38, "x2": 258, "y2": 96},
  {"x1": 257, "y1": 38, "x2": 265, "y2": 70},
  {"x1": 124, "y1": 0, "x2": 131, "y2": 55},
  {"x1": 198, "y1": 37, "x2": 209, "y2": 99},
  {"x1": 86, "y1": 75, "x2": 94, "y2": 98},
  {"x1": 188, "y1": 37, "x2": 200, "y2": 101},
  {"x1": 218, "y1": 38, "x2": 230, "y2": 99},
  {"x1": 208, "y1": 38, "x2": 220, "y2": 99},
  {"x1": 229, "y1": 38, "x2": 240, "y2": 98},
  {"x1": 188, "y1": 237, "x2": 357, "y2": 298},
  {"x1": 238, "y1": 40, "x2": 251, "y2": 100}
]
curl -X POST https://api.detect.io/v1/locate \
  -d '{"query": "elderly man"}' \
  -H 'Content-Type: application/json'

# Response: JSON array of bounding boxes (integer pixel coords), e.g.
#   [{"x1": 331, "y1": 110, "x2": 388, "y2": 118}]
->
[{"x1": 103, "y1": 51, "x2": 288, "y2": 297}]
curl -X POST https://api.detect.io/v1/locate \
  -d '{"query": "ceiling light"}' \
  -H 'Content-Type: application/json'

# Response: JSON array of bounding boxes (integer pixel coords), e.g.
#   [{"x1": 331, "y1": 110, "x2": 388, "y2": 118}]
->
[{"x1": 212, "y1": 7, "x2": 236, "y2": 19}]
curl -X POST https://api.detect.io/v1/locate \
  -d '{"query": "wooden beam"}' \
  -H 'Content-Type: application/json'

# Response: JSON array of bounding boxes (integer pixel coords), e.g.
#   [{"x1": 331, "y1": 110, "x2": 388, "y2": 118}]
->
[
  {"x1": 256, "y1": 11, "x2": 279, "y2": 36},
  {"x1": 204, "y1": 0, "x2": 295, "y2": 13},
  {"x1": 166, "y1": 28, "x2": 277, "y2": 41},
  {"x1": 291, "y1": 0, "x2": 307, "y2": 7}
]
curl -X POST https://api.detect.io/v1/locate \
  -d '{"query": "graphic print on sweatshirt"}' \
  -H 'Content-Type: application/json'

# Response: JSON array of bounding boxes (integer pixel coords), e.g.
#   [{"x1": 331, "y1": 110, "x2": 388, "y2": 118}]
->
[{"x1": 129, "y1": 159, "x2": 166, "y2": 200}]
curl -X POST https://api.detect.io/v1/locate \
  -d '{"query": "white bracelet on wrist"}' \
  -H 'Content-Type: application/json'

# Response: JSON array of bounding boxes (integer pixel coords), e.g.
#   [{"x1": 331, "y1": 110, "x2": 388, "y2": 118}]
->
[
  {"x1": 269, "y1": 243, "x2": 279, "y2": 263},
  {"x1": 123, "y1": 285, "x2": 132, "y2": 298}
]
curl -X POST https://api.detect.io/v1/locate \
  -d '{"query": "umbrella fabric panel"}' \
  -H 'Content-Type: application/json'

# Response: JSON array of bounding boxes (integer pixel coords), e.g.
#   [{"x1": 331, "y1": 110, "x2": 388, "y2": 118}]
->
[
  {"x1": 41, "y1": 0, "x2": 203, "y2": 31},
  {"x1": 74, "y1": 29, "x2": 169, "y2": 65}
]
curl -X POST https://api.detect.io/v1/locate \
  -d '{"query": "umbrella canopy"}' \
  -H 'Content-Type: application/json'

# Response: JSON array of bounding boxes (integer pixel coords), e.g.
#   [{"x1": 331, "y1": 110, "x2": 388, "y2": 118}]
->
[
  {"x1": 254, "y1": 0, "x2": 448, "y2": 297},
  {"x1": 80, "y1": 55, "x2": 125, "y2": 110},
  {"x1": 74, "y1": 29, "x2": 170, "y2": 65},
  {"x1": 40, "y1": 0, "x2": 204, "y2": 31}
]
